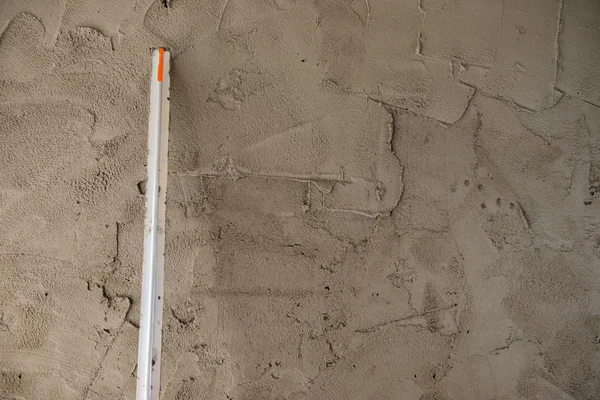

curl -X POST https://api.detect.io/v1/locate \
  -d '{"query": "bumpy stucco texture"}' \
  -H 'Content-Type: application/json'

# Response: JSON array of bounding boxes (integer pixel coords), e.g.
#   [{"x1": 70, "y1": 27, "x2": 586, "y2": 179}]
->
[{"x1": 1, "y1": 0, "x2": 599, "y2": 399}]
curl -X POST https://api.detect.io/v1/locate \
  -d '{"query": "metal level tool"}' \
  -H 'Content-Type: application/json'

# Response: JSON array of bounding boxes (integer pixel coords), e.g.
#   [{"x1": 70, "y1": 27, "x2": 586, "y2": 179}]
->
[{"x1": 137, "y1": 47, "x2": 170, "y2": 400}]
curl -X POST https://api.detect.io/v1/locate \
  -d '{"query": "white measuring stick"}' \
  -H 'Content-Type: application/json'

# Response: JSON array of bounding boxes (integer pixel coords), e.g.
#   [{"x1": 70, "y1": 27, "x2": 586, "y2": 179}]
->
[{"x1": 137, "y1": 47, "x2": 170, "y2": 400}]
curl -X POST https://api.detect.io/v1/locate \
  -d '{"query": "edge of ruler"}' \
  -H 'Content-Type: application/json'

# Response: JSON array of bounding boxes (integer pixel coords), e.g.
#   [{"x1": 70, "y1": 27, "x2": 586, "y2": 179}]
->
[{"x1": 137, "y1": 47, "x2": 170, "y2": 400}]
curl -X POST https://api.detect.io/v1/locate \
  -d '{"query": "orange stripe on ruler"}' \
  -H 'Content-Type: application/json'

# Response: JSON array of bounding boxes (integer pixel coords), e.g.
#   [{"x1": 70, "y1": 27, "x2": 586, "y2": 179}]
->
[{"x1": 157, "y1": 48, "x2": 164, "y2": 82}]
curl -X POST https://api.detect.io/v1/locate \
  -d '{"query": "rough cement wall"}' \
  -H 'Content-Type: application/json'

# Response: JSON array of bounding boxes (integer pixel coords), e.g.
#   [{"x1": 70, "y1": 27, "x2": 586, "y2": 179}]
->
[{"x1": 0, "y1": 0, "x2": 599, "y2": 399}]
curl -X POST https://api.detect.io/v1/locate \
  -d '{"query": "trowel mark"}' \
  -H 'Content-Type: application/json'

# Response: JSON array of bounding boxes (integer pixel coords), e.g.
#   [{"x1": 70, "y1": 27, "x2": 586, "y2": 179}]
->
[
  {"x1": 350, "y1": 0, "x2": 370, "y2": 27},
  {"x1": 211, "y1": 101, "x2": 403, "y2": 216},
  {"x1": 0, "y1": 13, "x2": 57, "y2": 82},
  {"x1": 0, "y1": 0, "x2": 67, "y2": 48},
  {"x1": 273, "y1": 0, "x2": 297, "y2": 11},
  {"x1": 218, "y1": 0, "x2": 233, "y2": 31}
]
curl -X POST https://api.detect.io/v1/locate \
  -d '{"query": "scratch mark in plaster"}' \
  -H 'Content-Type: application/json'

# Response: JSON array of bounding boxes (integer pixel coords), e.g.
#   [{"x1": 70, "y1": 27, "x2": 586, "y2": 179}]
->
[
  {"x1": 555, "y1": 88, "x2": 600, "y2": 110},
  {"x1": 322, "y1": 205, "x2": 389, "y2": 218},
  {"x1": 297, "y1": 333, "x2": 303, "y2": 360},
  {"x1": 173, "y1": 168, "x2": 354, "y2": 186},
  {"x1": 460, "y1": 62, "x2": 529, "y2": 74},
  {"x1": 416, "y1": 0, "x2": 426, "y2": 55},
  {"x1": 515, "y1": 201, "x2": 531, "y2": 229},
  {"x1": 492, "y1": 0, "x2": 506, "y2": 63},
  {"x1": 197, "y1": 288, "x2": 316, "y2": 298},
  {"x1": 83, "y1": 302, "x2": 131, "y2": 399},
  {"x1": 366, "y1": 96, "x2": 449, "y2": 127},
  {"x1": 218, "y1": 0, "x2": 233, "y2": 32},
  {"x1": 355, "y1": 304, "x2": 457, "y2": 333},
  {"x1": 564, "y1": 162, "x2": 578, "y2": 198},
  {"x1": 553, "y1": 0, "x2": 565, "y2": 90}
]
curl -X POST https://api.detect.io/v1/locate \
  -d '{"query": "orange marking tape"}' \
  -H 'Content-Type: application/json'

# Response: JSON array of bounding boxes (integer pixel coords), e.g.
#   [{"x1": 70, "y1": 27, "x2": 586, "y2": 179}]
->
[{"x1": 157, "y1": 48, "x2": 164, "y2": 82}]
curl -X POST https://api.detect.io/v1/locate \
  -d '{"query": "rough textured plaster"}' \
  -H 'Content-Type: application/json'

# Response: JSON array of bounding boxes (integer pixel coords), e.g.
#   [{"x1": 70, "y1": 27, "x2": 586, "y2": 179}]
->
[{"x1": 0, "y1": 0, "x2": 599, "y2": 399}]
